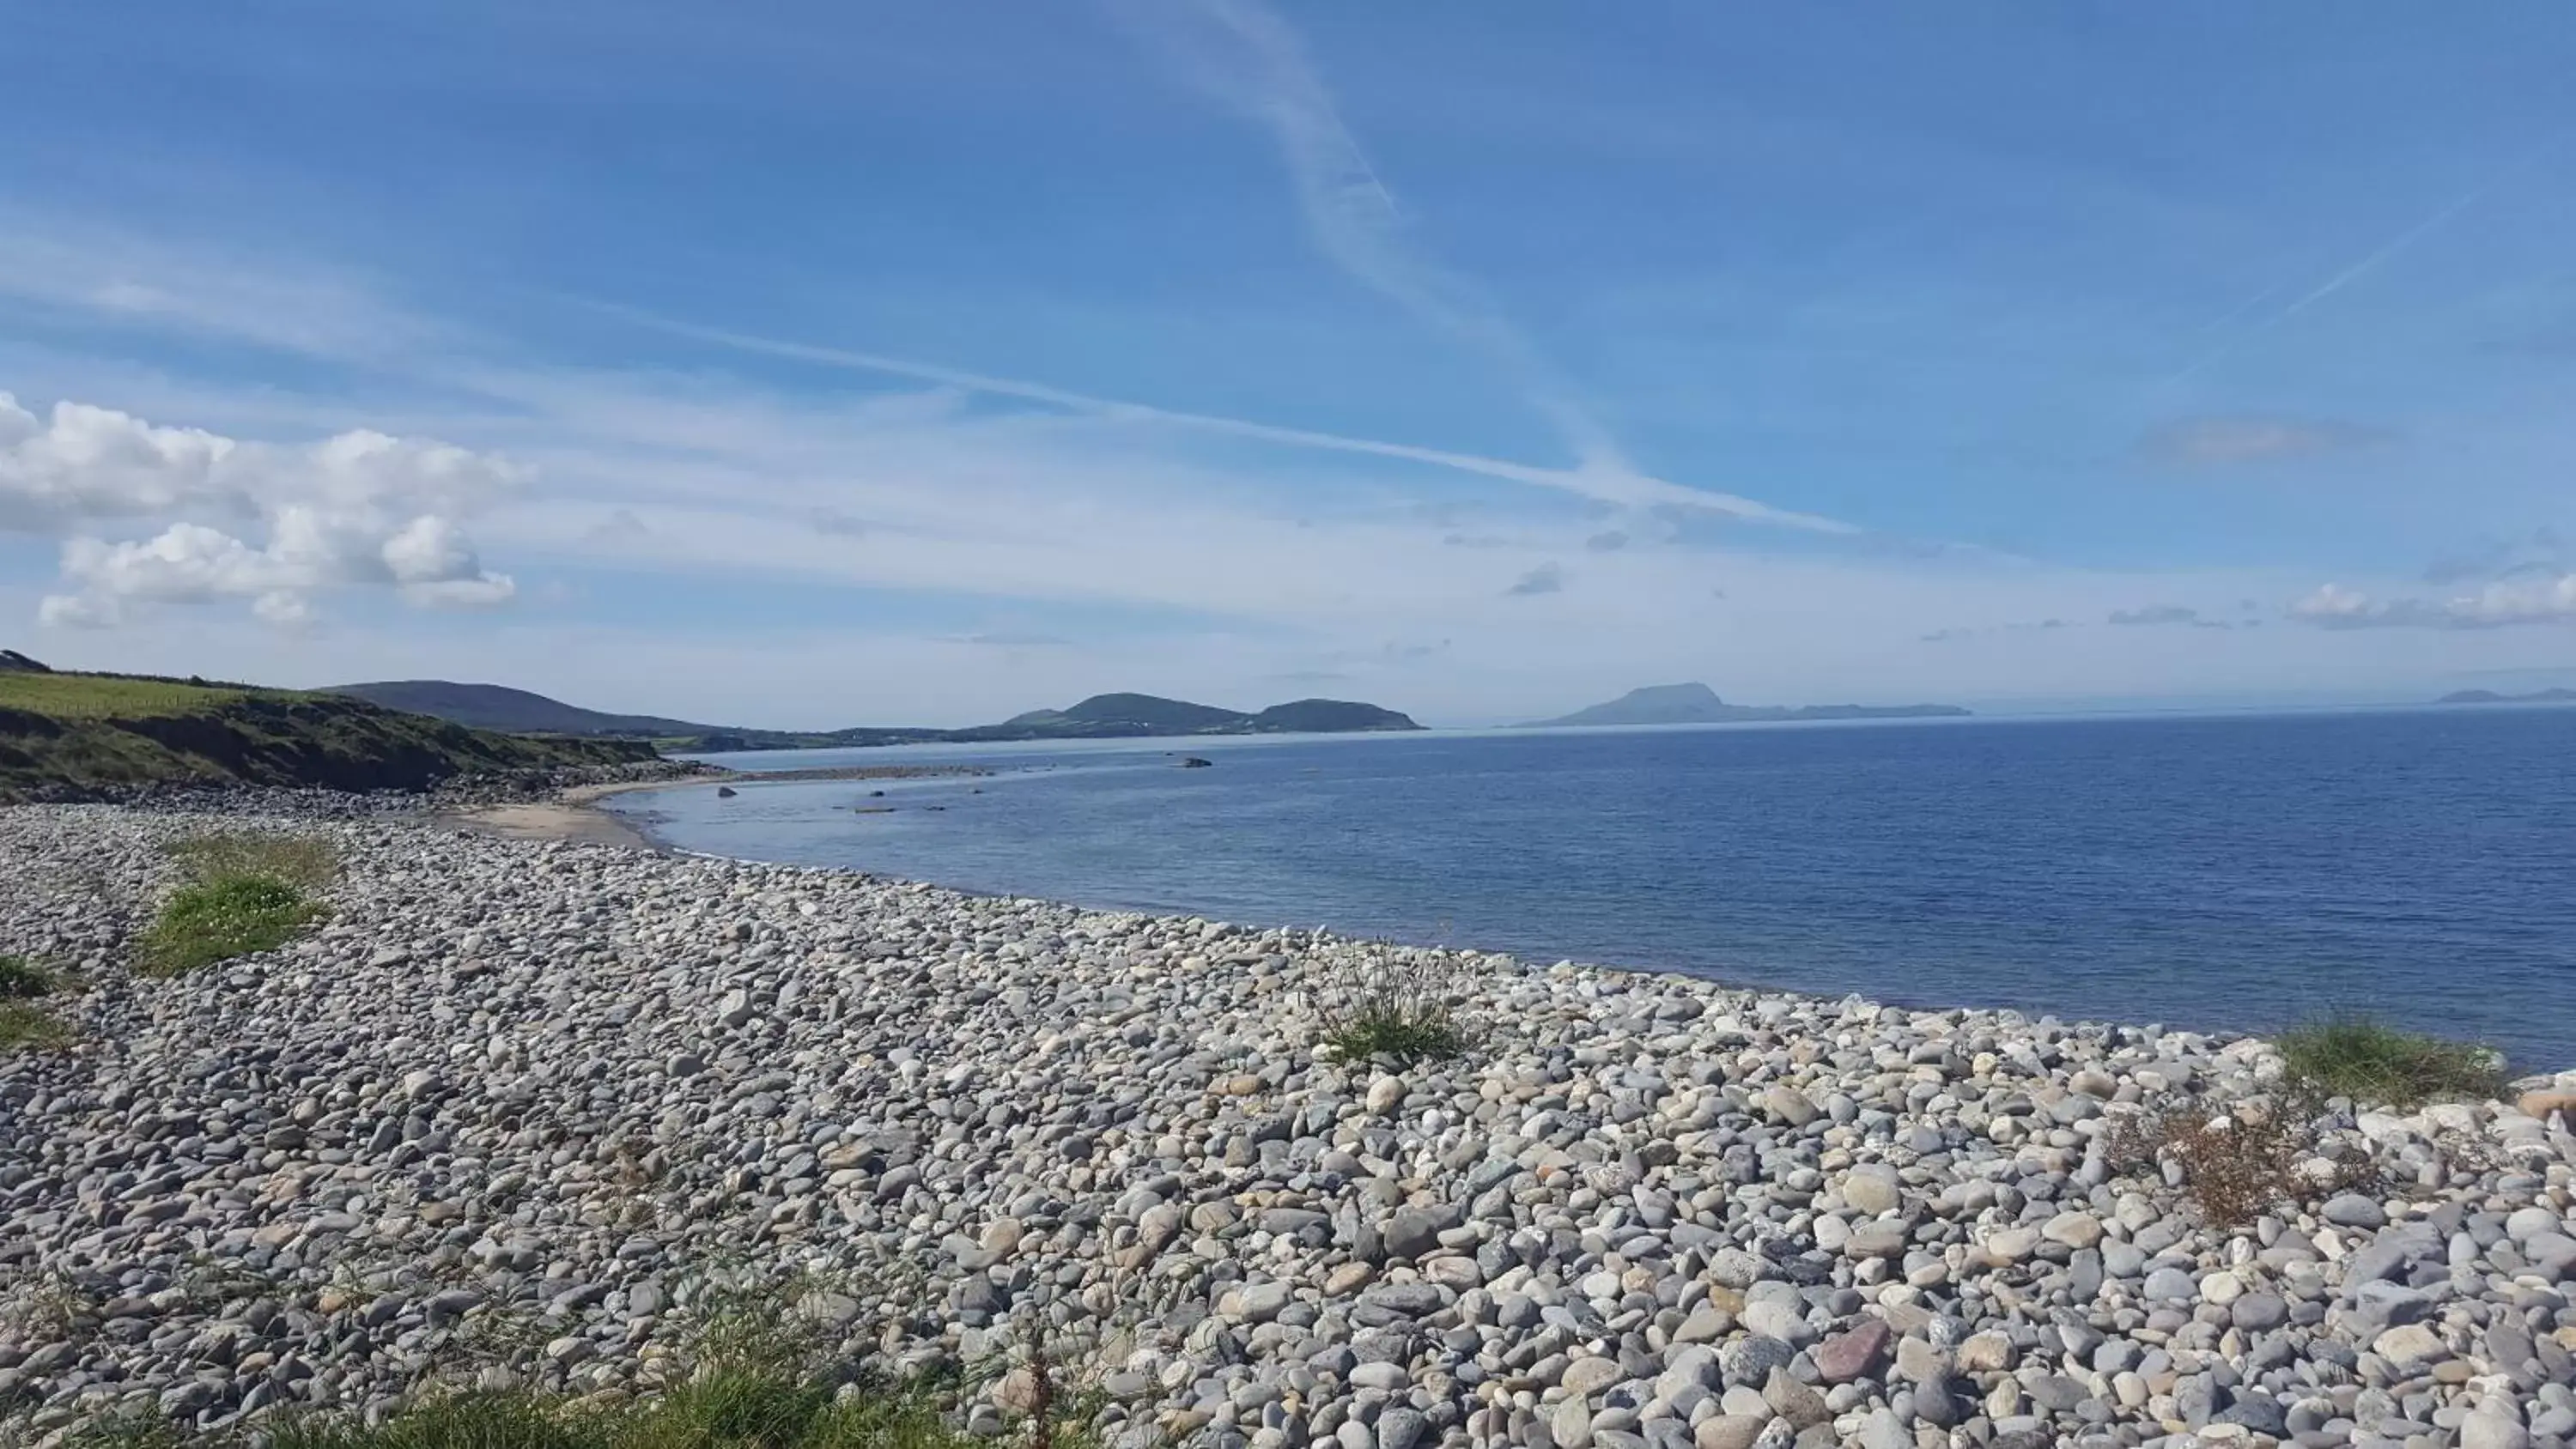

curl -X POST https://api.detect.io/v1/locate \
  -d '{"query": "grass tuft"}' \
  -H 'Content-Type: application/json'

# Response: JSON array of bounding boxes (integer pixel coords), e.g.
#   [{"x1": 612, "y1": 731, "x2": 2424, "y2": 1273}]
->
[
  {"x1": 137, "y1": 876, "x2": 325, "y2": 977},
  {"x1": 0, "y1": 1000, "x2": 74, "y2": 1052},
  {"x1": 2275, "y1": 1013, "x2": 2504, "y2": 1109},
  {"x1": 167, "y1": 832, "x2": 342, "y2": 892},
  {"x1": 133, "y1": 834, "x2": 338, "y2": 977},
  {"x1": 0, "y1": 953, "x2": 63, "y2": 999},
  {"x1": 259, "y1": 1373, "x2": 972, "y2": 1449},
  {"x1": 48, "y1": 1278, "x2": 1097, "y2": 1449},
  {"x1": 1317, "y1": 947, "x2": 1470, "y2": 1067}
]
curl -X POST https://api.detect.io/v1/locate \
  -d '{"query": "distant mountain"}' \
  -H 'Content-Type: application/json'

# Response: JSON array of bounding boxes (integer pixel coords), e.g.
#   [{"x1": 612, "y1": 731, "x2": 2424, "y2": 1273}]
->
[
  {"x1": 950, "y1": 693, "x2": 1421, "y2": 742},
  {"x1": 0, "y1": 649, "x2": 52, "y2": 672},
  {"x1": 1525, "y1": 682, "x2": 1970, "y2": 728},
  {"x1": 326, "y1": 682, "x2": 1421, "y2": 749},
  {"x1": 2437, "y1": 688, "x2": 2576, "y2": 706}
]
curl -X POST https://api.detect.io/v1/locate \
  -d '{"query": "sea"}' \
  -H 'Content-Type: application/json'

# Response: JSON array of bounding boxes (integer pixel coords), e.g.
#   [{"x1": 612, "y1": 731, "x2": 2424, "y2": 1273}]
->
[{"x1": 605, "y1": 706, "x2": 2576, "y2": 1072}]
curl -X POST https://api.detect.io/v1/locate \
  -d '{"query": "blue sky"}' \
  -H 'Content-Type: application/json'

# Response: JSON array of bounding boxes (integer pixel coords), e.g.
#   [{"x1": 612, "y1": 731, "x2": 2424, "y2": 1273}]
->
[{"x1": 3, "y1": 2, "x2": 2573, "y2": 725}]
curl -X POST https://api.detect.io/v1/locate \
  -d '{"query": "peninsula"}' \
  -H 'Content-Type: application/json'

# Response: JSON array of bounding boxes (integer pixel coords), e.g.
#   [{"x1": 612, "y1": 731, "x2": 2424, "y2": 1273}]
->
[{"x1": 328, "y1": 681, "x2": 1422, "y2": 750}]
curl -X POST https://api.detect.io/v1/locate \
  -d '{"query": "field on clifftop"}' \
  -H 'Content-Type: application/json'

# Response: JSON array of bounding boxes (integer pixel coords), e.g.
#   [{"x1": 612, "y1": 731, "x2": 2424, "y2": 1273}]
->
[{"x1": 0, "y1": 667, "x2": 655, "y2": 798}]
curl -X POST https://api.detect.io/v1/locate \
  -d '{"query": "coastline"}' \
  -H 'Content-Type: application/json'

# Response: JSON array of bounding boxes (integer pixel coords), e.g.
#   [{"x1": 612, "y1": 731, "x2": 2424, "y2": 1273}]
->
[
  {"x1": 437, "y1": 764, "x2": 993, "y2": 850},
  {"x1": 435, "y1": 778, "x2": 677, "y2": 848},
  {"x1": 4, "y1": 801, "x2": 2573, "y2": 1446}
]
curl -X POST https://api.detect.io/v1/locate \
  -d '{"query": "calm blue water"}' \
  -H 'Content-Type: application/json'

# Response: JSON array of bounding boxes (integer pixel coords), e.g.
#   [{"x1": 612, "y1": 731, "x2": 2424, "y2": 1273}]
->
[{"x1": 607, "y1": 709, "x2": 2576, "y2": 1070}]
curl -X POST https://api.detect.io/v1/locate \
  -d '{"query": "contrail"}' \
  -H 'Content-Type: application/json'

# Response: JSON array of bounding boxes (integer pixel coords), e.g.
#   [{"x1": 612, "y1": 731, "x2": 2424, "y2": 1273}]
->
[
  {"x1": 1111, "y1": 0, "x2": 1637, "y2": 477},
  {"x1": 2162, "y1": 136, "x2": 2564, "y2": 386},
  {"x1": 590, "y1": 304, "x2": 1856, "y2": 534},
  {"x1": 2271, "y1": 185, "x2": 2490, "y2": 322}
]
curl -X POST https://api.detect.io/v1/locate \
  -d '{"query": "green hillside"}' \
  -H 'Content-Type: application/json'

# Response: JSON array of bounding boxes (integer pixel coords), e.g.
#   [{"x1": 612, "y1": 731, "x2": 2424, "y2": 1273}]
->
[
  {"x1": 0, "y1": 669, "x2": 656, "y2": 800},
  {"x1": 328, "y1": 679, "x2": 713, "y2": 737},
  {"x1": 325, "y1": 679, "x2": 946, "y2": 751}
]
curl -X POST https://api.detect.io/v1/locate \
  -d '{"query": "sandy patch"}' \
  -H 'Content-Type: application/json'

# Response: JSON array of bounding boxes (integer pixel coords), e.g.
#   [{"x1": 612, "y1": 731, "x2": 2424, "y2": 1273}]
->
[{"x1": 441, "y1": 800, "x2": 654, "y2": 849}]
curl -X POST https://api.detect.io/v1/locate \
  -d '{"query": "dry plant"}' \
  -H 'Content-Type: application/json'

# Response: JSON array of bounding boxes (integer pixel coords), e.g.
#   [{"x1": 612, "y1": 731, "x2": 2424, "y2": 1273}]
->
[{"x1": 2105, "y1": 1097, "x2": 2379, "y2": 1228}]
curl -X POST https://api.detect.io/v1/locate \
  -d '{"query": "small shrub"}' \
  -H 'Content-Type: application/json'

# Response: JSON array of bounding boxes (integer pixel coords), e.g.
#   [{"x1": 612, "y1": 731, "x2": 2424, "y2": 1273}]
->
[
  {"x1": 2275, "y1": 1014, "x2": 2504, "y2": 1108},
  {"x1": 136, "y1": 875, "x2": 325, "y2": 977},
  {"x1": 0, "y1": 953, "x2": 62, "y2": 999},
  {"x1": 1317, "y1": 948, "x2": 1470, "y2": 1067},
  {"x1": 167, "y1": 832, "x2": 340, "y2": 892},
  {"x1": 0, "y1": 1001, "x2": 73, "y2": 1052}
]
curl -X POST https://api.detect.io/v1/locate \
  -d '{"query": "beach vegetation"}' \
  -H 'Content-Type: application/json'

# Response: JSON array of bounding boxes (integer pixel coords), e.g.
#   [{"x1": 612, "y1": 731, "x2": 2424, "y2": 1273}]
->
[
  {"x1": 167, "y1": 831, "x2": 343, "y2": 891},
  {"x1": 0, "y1": 1001, "x2": 74, "y2": 1052},
  {"x1": 0, "y1": 954, "x2": 73, "y2": 1052},
  {"x1": 101, "y1": 1278, "x2": 1096, "y2": 1449},
  {"x1": 0, "y1": 952, "x2": 64, "y2": 998},
  {"x1": 2105, "y1": 1099, "x2": 2379, "y2": 1228},
  {"x1": 134, "y1": 834, "x2": 338, "y2": 976},
  {"x1": 252, "y1": 1371, "x2": 972, "y2": 1449},
  {"x1": 2274, "y1": 1013, "x2": 2505, "y2": 1108},
  {"x1": 1317, "y1": 948, "x2": 1470, "y2": 1067}
]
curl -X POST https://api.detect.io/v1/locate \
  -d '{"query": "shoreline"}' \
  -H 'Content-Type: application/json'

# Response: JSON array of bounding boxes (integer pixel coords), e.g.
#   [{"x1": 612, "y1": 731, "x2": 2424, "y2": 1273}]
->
[
  {"x1": 467, "y1": 779, "x2": 2576, "y2": 1081},
  {"x1": 434, "y1": 778, "x2": 678, "y2": 848},
  {"x1": 439, "y1": 763, "x2": 999, "y2": 853},
  {"x1": 5, "y1": 802, "x2": 2573, "y2": 1446}
]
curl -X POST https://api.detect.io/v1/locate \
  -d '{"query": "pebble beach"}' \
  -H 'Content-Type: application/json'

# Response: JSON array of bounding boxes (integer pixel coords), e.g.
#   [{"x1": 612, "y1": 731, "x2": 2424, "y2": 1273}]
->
[{"x1": 3, "y1": 803, "x2": 2573, "y2": 1449}]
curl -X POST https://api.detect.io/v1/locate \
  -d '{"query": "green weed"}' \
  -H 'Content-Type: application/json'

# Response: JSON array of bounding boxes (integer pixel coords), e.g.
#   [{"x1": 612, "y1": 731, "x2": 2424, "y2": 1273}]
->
[
  {"x1": 2275, "y1": 1013, "x2": 2504, "y2": 1108},
  {"x1": 0, "y1": 1000, "x2": 74, "y2": 1052},
  {"x1": 0, "y1": 953, "x2": 63, "y2": 998},
  {"x1": 1317, "y1": 948, "x2": 1470, "y2": 1067},
  {"x1": 136, "y1": 876, "x2": 325, "y2": 977}
]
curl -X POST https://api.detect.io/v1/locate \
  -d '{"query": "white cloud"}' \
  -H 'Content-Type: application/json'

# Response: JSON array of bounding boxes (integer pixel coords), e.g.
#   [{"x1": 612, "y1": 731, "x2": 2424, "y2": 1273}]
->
[
  {"x1": 2291, "y1": 574, "x2": 2576, "y2": 629},
  {"x1": 6, "y1": 391, "x2": 518, "y2": 628},
  {"x1": 0, "y1": 393, "x2": 237, "y2": 527}
]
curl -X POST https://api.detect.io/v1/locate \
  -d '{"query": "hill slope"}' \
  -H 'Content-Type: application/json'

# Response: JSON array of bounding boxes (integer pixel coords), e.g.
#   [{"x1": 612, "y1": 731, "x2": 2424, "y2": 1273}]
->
[
  {"x1": 1527, "y1": 682, "x2": 1970, "y2": 728},
  {"x1": 1, "y1": 670, "x2": 654, "y2": 800},
  {"x1": 325, "y1": 680, "x2": 945, "y2": 751},
  {"x1": 329, "y1": 680, "x2": 713, "y2": 737}
]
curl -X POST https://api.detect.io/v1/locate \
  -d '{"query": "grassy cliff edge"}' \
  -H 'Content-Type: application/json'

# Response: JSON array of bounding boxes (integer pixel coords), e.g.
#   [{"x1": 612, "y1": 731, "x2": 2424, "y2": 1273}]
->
[{"x1": 0, "y1": 670, "x2": 656, "y2": 800}]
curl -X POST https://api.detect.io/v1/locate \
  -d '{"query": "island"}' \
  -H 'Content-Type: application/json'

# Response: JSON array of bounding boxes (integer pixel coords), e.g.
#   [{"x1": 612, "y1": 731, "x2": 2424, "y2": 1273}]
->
[
  {"x1": 1522, "y1": 681, "x2": 1970, "y2": 728},
  {"x1": 945, "y1": 694, "x2": 1420, "y2": 742}
]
